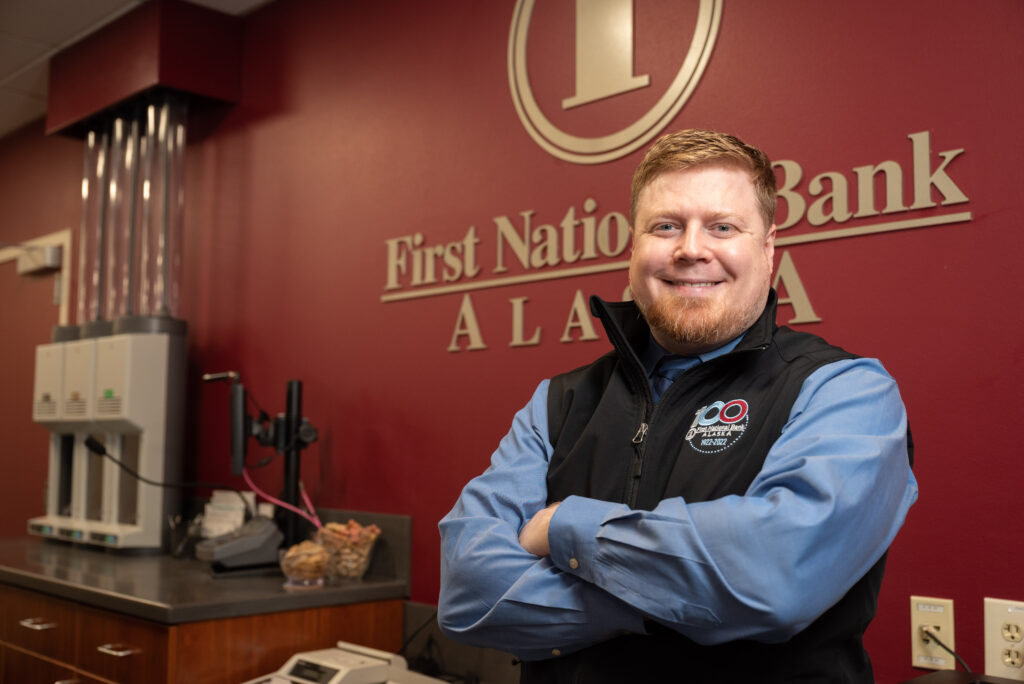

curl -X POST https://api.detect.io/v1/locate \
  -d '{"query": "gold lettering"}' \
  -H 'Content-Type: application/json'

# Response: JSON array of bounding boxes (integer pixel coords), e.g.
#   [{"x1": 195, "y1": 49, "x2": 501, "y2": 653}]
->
[
  {"x1": 531, "y1": 223, "x2": 560, "y2": 268},
  {"x1": 853, "y1": 161, "x2": 906, "y2": 218},
  {"x1": 494, "y1": 211, "x2": 532, "y2": 273},
  {"x1": 909, "y1": 131, "x2": 968, "y2": 209},
  {"x1": 384, "y1": 235, "x2": 414, "y2": 290},
  {"x1": 807, "y1": 172, "x2": 852, "y2": 226},
  {"x1": 423, "y1": 244, "x2": 442, "y2": 284},
  {"x1": 447, "y1": 294, "x2": 487, "y2": 352},
  {"x1": 457, "y1": 225, "x2": 481, "y2": 280},
  {"x1": 596, "y1": 211, "x2": 630, "y2": 257},
  {"x1": 510, "y1": 297, "x2": 541, "y2": 347},
  {"x1": 580, "y1": 198, "x2": 599, "y2": 259},
  {"x1": 773, "y1": 251, "x2": 821, "y2": 324},
  {"x1": 560, "y1": 289, "x2": 600, "y2": 342},
  {"x1": 386, "y1": 228, "x2": 480, "y2": 290},
  {"x1": 442, "y1": 241, "x2": 463, "y2": 282},
  {"x1": 410, "y1": 233, "x2": 427, "y2": 285},
  {"x1": 560, "y1": 206, "x2": 582, "y2": 264},
  {"x1": 773, "y1": 160, "x2": 805, "y2": 230},
  {"x1": 562, "y1": 0, "x2": 649, "y2": 109}
]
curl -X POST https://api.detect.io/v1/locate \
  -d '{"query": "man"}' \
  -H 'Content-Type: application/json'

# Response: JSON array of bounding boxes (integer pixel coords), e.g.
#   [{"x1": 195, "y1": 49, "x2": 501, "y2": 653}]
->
[{"x1": 438, "y1": 129, "x2": 917, "y2": 683}]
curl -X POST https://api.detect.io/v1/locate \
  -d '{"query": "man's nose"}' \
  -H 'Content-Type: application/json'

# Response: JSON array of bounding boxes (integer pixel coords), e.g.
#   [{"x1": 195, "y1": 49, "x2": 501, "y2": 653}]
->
[{"x1": 672, "y1": 224, "x2": 711, "y2": 261}]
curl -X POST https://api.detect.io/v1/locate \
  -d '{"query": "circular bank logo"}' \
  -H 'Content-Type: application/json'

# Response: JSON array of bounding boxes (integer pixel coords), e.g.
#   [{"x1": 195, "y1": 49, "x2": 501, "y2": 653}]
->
[
  {"x1": 508, "y1": 0, "x2": 722, "y2": 165},
  {"x1": 685, "y1": 398, "x2": 749, "y2": 454}
]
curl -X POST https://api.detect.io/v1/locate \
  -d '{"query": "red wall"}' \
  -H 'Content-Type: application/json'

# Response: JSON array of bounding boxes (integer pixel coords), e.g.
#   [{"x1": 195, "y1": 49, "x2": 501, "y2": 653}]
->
[
  {"x1": 2, "y1": 1, "x2": 1022, "y2": 681},
  {"x1": 0, "y1": 124, "x2": 82, "y2": 542}
]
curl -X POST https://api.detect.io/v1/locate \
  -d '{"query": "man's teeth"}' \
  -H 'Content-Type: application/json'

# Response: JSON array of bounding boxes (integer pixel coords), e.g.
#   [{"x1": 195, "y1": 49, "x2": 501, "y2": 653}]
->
[{"x1": 674, "y1": 281, "x2": 716, "y2": 287}]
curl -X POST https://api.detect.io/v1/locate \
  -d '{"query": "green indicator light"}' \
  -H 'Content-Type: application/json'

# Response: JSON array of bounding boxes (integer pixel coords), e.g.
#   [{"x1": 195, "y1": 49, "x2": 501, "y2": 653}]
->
[{"x1": 104, "y1": 388, "x2": 115, "y2": 399}]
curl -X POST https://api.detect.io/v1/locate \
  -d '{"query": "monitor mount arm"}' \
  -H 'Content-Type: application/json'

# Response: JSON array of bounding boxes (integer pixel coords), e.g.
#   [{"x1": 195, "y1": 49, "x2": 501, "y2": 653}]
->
[{"x1": 203, "y1": 371, "x2": 318, "y2": 547}]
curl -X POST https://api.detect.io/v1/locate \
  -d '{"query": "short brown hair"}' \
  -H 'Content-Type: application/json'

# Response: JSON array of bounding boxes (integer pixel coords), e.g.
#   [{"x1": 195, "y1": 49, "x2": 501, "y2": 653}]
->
[{"x1": 630, "y1": 129, "x2": 777, "y2": 231}]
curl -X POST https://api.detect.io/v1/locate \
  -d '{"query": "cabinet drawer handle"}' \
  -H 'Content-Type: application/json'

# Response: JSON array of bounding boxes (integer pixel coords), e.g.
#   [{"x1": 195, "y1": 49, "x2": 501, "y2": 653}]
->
[
  {"x1": 18, "y1": 617, "x2": 57, "y2": 630},
  {"x1": 97, "y1": 643, "x2": 140, "y2": 657}
]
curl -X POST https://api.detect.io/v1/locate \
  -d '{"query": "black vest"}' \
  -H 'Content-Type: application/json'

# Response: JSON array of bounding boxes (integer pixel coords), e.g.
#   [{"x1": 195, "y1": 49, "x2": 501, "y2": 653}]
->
[{"x1": 522, "y1": 291, "x2": 887, "y2": 684}]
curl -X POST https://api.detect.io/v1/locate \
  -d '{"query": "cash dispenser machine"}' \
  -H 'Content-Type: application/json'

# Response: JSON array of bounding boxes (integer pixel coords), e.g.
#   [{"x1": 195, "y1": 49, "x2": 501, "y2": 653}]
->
[{"x1": 29, "y1": 96, "x2": 188, "y2": 550}]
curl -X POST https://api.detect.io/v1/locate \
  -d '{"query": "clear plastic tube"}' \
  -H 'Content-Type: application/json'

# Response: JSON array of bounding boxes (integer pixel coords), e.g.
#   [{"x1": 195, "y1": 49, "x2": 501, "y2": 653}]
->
[
  {"x1": 77, "y1": 130, "x2": 107, "y2": 325},
  {"x1": 104, "y1": 116, "x2": 134, "y2": 320},
  {"x1": 136, "y1": 95, "x2": 187, "y2": 319}
]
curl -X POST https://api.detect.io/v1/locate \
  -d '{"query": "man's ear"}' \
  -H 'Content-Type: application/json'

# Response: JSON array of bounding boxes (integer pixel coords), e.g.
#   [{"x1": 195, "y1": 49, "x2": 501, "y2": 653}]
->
[{"x1": 764, "y1": 223, "x2": 777, "y2": 260}]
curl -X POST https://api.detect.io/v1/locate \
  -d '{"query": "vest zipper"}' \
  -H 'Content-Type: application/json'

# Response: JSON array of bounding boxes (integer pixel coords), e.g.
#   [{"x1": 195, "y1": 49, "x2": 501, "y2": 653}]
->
[{"x1": 628, "y1": 422, "x2": 649, "y2": 506}]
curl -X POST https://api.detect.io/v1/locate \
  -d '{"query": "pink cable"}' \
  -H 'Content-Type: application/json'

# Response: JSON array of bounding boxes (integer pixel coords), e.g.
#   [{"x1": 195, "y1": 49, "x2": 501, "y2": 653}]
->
[
  {"x1": 299, "y1": 482, "x2": 323, "y2": 528},
  {"x1": 242, "y1": 467, "x2": 322, "y2": 529}
]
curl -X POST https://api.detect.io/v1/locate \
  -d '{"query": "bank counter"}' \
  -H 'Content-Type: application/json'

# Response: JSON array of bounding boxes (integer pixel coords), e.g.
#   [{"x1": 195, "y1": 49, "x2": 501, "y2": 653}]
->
[{"x1": 0, "y1": 510, "x2": 410, "y2": 683}]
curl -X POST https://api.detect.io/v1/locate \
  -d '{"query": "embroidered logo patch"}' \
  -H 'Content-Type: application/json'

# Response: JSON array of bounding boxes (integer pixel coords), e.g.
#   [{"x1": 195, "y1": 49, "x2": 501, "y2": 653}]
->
[{"x1": 685, "y1": 399, "x2": 749, "y2": 453}]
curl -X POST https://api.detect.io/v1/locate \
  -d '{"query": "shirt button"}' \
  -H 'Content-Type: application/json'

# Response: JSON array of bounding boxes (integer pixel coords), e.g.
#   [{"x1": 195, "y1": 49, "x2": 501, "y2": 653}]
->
[{"x1": 568, "y1": 557, "x2": 579, "y2": 570}]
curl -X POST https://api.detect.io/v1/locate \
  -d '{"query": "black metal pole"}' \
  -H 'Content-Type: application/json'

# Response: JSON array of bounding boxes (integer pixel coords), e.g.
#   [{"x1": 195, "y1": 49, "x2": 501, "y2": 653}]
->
[{"x1": 281, "y1": 380, "x2": 302, "y2": 547}]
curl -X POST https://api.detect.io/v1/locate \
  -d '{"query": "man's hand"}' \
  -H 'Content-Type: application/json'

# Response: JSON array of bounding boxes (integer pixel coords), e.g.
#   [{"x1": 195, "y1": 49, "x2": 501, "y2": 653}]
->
[{"x1": 518, "y1": 502, "x2": 560, "y2": 557}]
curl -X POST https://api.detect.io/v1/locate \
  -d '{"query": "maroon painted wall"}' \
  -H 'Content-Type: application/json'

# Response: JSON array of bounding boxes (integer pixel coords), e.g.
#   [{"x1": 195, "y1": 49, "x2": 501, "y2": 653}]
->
[
  {"x1": 0, "y1": 123, "x2": 81, "y2": 541},
  {"x1": 2, "y1": 2, "x2": 1022, "y2": 681}
]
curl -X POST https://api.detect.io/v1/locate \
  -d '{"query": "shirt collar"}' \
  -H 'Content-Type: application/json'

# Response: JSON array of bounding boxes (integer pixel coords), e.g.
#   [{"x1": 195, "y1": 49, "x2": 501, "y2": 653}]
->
[{"x1": 642, "y1": 332, "x2": 746, "y2": 376}]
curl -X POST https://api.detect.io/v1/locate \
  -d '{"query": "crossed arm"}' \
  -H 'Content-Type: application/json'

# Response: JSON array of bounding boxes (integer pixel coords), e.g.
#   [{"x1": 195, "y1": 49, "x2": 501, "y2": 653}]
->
[{"x1": 437, "y1": 360, "x2": 918, "y2": 660}]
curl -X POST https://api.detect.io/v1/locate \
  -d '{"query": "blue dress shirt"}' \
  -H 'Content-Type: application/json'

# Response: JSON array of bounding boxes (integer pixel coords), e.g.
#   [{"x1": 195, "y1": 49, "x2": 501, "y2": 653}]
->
[{"x1": 438, "y1": 342, "x2": 917, "y2": 661}]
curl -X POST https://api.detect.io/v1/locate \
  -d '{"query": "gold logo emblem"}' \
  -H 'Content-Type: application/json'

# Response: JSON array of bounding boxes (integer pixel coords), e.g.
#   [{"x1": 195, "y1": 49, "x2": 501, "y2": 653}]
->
[{"x1": 508, "y1": 0, "x2": 722, "y2": 164}]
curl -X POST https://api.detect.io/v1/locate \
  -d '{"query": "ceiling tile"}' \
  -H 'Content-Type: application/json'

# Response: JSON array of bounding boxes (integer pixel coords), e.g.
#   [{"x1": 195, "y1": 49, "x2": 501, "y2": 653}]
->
[
  {"x1": 5, "y1": 61, "x2": 48, "y2": 98},
  {"x1": 0, "y1": 86, "x2": 46, "y2": 134},
  {"x1": 0, "y1": 32, "x2": 48, "y2": 81},
  {"x1": 0, "y1": 0, "x2": 140, "y2": 44}
]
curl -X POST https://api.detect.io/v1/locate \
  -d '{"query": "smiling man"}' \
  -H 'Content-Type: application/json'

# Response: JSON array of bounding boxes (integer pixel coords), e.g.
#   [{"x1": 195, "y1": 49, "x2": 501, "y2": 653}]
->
[
  {"x1": 439, "y1": 129, "x2": 918, "y2": 683},
  {"x1": 629, "y1": 161, "x2": 776, "y2": 355}
]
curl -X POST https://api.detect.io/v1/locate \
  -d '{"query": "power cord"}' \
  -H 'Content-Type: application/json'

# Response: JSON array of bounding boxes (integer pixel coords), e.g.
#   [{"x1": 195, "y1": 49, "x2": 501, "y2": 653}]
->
[
  {"x1": 401, "y1": 610, "x2": 490, "y2": 684},
  {"x1": 407, "y1": 633, "x2": 445, "y2": 678},
  {"x1": 920, "y1": 626, "x2": 973, "y2": 673},
  {"x1": 400, "y1": 610, "x2": 438, "y2": 657},
  {"x1": 83, "y1": 435, "x2": 253, "y2": 518}
]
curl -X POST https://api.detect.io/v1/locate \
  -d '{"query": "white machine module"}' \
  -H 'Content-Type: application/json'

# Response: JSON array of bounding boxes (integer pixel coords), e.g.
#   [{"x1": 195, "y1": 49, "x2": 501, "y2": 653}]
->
[
  {"x1": 243, "y1": 641, "x2": 447, "y2": 684},
  {"x1": 28, "y1": 330, "x2": 185, "y2": 548}
]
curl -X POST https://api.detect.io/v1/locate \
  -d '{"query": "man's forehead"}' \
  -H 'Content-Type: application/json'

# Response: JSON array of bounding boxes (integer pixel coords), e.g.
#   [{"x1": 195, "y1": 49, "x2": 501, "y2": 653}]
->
[
  {"x1": 631, "y1": 164, "x2": 770, "y2": 236},
  {"x1": 637, "y1": 164, "x2": 757, "y2": 209}
]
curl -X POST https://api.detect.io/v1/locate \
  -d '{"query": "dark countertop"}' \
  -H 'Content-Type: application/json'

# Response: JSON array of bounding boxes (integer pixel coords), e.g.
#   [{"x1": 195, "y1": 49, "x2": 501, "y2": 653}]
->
[{"x1": 0, "y1": 510, "x2": 412, "y2": 625}]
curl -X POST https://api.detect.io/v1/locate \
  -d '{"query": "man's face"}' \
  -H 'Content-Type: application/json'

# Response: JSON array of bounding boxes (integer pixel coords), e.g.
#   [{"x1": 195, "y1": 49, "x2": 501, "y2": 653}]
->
[{"x1": 628, "y1": 163, "x2": 776, "y2": 355}]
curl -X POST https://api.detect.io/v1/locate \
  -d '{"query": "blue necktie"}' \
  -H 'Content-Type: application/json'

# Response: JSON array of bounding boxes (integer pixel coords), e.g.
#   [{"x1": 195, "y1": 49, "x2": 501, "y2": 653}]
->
[{"x1": 651, "y1": 356, "x2": 700, "y2": 402}]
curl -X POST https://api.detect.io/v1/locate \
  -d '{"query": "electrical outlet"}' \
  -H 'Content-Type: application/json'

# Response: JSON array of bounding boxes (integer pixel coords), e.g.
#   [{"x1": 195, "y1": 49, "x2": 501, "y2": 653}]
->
[
  {"x1": 910, "y1": 596, "x2": 955, "y2": 670},
  {"x1": 985, "y1": 597, "x2": 1024, "y2": 680}
]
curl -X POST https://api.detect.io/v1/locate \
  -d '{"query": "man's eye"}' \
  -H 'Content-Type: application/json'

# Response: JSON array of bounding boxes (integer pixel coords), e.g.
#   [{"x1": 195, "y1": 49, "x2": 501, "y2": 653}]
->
[
  {"x1": 711, "y1": 224, "x2": 735, "y2": 234},
  {"x1": 653, "y1": 223, "x2": 676, "y2": 232}
]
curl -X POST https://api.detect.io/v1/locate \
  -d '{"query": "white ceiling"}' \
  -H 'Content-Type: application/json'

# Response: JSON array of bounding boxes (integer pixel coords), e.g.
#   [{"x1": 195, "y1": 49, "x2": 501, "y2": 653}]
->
[{"x1": 0, "y1": 0, "x2": 271, "y2": 141}]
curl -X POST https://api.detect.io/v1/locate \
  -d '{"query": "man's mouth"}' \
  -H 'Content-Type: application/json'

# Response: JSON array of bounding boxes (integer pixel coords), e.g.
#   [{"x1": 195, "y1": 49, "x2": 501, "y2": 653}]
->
[{"x1": 663, "y1": 280, "x2": 720, "y2": 288}]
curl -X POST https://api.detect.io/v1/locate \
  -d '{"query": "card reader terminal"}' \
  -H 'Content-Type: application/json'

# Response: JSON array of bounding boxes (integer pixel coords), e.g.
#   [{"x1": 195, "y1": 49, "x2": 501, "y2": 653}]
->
[{"x1": 195, "y1": 515, "x2": 283, "y2": 569}]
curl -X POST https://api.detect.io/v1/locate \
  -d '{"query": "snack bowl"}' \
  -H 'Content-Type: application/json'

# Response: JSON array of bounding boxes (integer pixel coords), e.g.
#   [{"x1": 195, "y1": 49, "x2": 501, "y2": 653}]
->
[
  {"x1": 315, "y1": 520, "x2": 382, "y2": 583},
  {"x1": 279, "y1": 540, "x2": 327, "y2": 590}
]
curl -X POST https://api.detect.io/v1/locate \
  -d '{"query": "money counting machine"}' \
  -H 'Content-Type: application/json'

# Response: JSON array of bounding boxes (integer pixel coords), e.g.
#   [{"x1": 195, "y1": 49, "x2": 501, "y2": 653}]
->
[{"x1": 243, "y1": 641, "x2": 446, "y2": 684}]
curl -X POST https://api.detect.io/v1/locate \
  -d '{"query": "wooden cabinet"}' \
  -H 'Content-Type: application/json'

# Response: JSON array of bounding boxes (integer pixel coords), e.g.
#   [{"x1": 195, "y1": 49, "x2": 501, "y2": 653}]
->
[
  {"x1": 0, "y1": 585, "x2": 77, "y2": 665},
  {"x1": 75, "y1": 602, "x2": 170, "y2": 683},
  {"x1": 1, "y1": 645, "x2": 106, "y2": 684},
  {"x1": 0, "y1": 584, "x2": 404, "y2": 683}
]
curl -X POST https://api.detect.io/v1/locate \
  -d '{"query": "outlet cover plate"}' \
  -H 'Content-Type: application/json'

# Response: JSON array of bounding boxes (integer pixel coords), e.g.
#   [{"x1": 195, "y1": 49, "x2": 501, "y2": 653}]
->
[
  {"x1": 911, "y1": 595, "x2": 955, "y2": 670},
  {"x1": 985, "y1": 597, "x2": 1024, "y2": 680}
]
